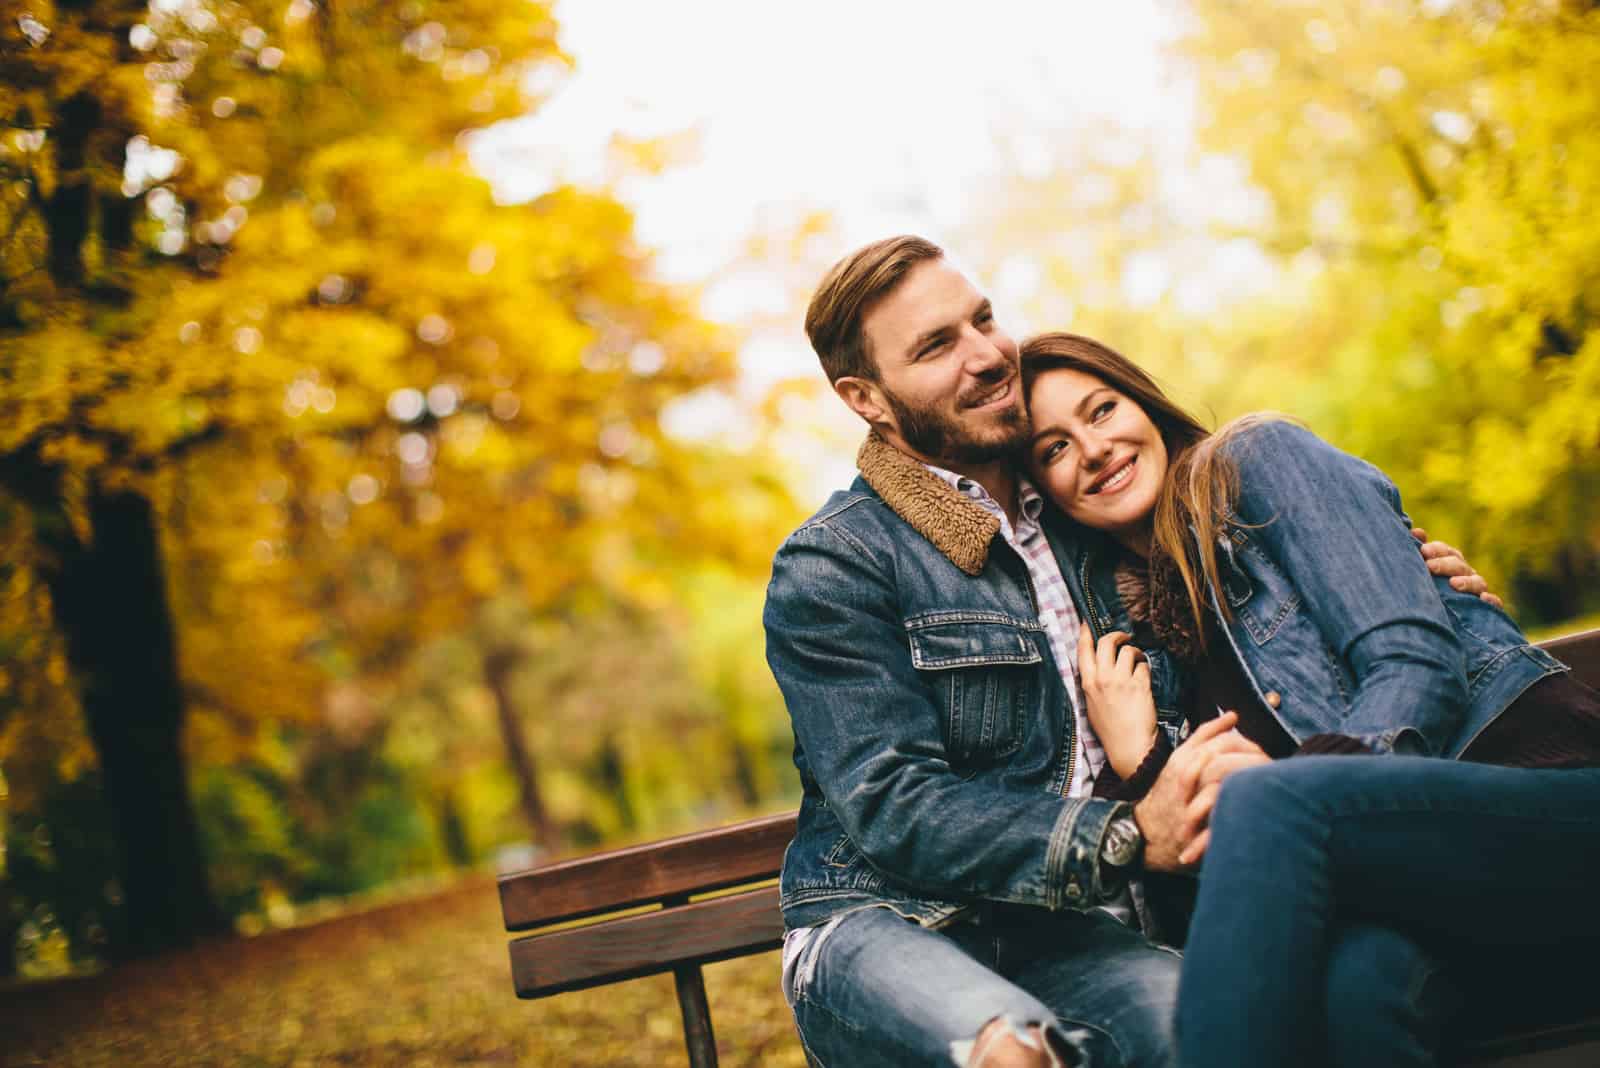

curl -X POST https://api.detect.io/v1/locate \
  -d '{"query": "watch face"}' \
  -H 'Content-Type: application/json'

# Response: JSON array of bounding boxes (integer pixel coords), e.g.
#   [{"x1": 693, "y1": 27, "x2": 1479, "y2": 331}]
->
[{"x1": 1103, "y1": 819, "x2": 1141, "y2": 866}]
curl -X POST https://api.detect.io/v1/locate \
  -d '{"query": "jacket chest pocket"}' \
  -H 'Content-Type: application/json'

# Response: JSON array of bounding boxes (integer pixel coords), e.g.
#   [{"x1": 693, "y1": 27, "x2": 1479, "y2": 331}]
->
[
  {"x1": 906, "y1": 615, "x2": 1042, "y2": 766},
  {"x1": 1217, "y1": 531, "x2": 1299, "y2": 646}
]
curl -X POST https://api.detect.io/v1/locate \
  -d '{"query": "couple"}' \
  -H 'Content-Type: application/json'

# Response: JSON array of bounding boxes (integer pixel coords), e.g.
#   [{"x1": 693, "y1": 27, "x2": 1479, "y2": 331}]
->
[{"x1": 763, "y1": 235, "x2": 1600, "y2": 1067}]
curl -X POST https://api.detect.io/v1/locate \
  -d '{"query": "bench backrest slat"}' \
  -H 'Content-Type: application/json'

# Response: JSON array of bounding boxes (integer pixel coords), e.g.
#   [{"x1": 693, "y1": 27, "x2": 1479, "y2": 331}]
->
[
  {"x1": 509, "y1": 885, "x2": 783, "y2": 998},
  {"x1": 1541, "y1": 628, "x2": 1600, "y2": 691},
  {"x1": 498, "y1": 811, "x2": 797, "y2": 931}
]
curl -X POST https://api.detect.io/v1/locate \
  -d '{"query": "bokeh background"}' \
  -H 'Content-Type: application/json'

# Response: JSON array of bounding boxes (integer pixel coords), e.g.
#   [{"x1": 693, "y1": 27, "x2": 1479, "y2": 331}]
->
[{"x1": 2, "y1": 0, "x2": 1597, "y2": 1063}]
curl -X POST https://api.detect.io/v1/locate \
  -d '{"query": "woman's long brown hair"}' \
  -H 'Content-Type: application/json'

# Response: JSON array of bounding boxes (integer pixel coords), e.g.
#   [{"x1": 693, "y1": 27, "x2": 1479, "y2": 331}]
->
[{"x1": 1019, "y1": 332, "x2": 1272, "y2": 646}]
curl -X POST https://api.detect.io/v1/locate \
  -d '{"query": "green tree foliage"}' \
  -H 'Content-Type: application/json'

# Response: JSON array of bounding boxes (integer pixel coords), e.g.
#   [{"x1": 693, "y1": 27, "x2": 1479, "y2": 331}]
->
[{"x1": 0, "y1": 0, "x2": 798, "y2": 966}]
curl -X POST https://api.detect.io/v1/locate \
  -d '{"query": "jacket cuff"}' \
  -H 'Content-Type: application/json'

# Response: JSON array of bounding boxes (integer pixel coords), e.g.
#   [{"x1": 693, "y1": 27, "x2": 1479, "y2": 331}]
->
[{"x1": 1044, "y1": 797, "x2": 1126, "y2": 911}]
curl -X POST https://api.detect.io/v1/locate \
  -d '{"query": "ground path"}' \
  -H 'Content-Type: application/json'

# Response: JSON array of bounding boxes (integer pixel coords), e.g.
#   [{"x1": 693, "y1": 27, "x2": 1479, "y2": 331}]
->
[{"x1": 0, "y1": 874, "x2": 804, "y2": 1067}]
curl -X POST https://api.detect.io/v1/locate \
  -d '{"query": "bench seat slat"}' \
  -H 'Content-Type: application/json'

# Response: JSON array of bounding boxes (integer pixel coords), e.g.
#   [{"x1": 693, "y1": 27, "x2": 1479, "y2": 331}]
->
[
  {"x1": 509, "y1": 885, "x2": 783, "y2": 998},
  {"x1": 498, "y1": 812, "x2": 796, "y2": 931}
]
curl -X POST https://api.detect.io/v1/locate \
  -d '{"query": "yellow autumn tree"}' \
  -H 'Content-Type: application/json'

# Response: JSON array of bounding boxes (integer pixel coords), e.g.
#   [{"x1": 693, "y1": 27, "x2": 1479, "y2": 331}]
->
[{"x1": 0, "y1": 0, "x2": 795, "y2": 962}]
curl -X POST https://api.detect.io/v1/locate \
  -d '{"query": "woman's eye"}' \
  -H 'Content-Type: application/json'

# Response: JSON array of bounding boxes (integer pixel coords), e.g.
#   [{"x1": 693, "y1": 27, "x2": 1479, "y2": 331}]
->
[
  {"x1": 1040, "y1": 440, "x2": 1068, "y2": 465},
  {"x1": 1092, "y1": 400, "x2": 1116, "y2": 422}
]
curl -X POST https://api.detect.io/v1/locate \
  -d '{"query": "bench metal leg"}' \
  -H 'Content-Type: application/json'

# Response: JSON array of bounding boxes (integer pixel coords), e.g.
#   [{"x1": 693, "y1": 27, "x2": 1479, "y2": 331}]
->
[{"x1": 674, "y1": 963, "x2": 718, "y2": 1068}]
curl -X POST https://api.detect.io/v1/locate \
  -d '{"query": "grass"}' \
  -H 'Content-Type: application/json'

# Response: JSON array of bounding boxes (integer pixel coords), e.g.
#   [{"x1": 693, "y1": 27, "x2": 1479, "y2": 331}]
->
[{"x1": 0, "y1": 874, "x2": 807, "y2": 1067}]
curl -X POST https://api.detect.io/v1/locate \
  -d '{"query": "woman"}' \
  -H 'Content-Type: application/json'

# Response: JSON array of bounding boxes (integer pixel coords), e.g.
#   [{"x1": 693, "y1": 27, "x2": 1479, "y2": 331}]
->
[{"x1": 1018, "y1": 331, "x2": 1600, "y2": 1068}]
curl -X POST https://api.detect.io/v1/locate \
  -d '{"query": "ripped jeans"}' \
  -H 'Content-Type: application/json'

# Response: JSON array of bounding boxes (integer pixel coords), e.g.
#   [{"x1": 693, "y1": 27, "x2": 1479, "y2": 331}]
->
[{"x1": 785, "y1": 902, "x2": 1181, "y2": 1068}]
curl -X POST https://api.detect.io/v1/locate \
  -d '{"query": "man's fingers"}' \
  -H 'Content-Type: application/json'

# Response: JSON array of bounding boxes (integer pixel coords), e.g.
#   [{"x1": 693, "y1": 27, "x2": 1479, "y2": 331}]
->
[
  {"x1": 1184, "y1": 783, "x2": 1218, "y2": 828},
  {"x1": 1115, "y1": 642, "x2": 1144, "y2": 675},
  {"x1": 1199, "y1": 752, "x2": 1271, "y2": 789},
  {"x1": 1411, "y1": 526, "x2": 1429, "y2": 544},
  {"x1": 1418, "y1": 538, "x2": 1460, "y2": 561},
  {"x1": 1449, "y1": 573, "x2": 1488, "y2": 595},
  {"x1": 1179, "y1": 828, "x2": 1211, "y2": 867},
  {"x1": 1426, "y1": 553, "x2": 1473, "y2": 576},
  {"x1": 1482, "y1": 593, "x2": 1505, "y2": 609}
]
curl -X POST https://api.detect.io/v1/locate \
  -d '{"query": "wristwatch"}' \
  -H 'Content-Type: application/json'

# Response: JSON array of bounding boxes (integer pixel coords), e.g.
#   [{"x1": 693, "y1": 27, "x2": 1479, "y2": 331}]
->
[{"x1": 1099, "y1": 814, "x2": 1145, "y2": 878}]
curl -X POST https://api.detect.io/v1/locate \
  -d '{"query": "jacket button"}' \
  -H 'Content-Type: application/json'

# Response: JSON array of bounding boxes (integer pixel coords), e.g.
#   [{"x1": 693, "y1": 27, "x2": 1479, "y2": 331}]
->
[
  {"x1": 1066, "y1": 882, "x2": 1083, "y2": 901},
  {"x1": 1264, "y1": 691, "x2": 1282, "y2": 709}
]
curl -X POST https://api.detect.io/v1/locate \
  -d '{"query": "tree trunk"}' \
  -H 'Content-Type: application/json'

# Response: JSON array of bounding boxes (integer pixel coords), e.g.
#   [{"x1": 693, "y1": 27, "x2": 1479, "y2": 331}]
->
[
  {"x1": 35, "y1": 480, "x2": 225, "y2": 958},
  {"x1": 43, "y1": 93, "x2": 99, "y2": 289},
  {"x1": 0, "y1": 875, "x2": 18, "y2": 979},
  {"x1": 483, "y1": 645, "x2": 559, "y2": 850},
  {"x1": 435, "y1": 789, "x2": 473, "y2": 868}
]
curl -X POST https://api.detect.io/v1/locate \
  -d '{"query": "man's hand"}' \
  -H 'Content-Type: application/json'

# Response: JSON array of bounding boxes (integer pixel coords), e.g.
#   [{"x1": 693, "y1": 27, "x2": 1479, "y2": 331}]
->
[
  {"x1": 1078, "y1": 625, "x2": 1157, "y2": 779},
  {"x1": 1412, "y1": 527, "x2": 1504, "y2": 609},
  {"x1": 1175, "y1": 741, "x2": 1274, "y2": 866},
  {"x1": 1132, "y1": 713, "x2": 1268, "y2": 872}
]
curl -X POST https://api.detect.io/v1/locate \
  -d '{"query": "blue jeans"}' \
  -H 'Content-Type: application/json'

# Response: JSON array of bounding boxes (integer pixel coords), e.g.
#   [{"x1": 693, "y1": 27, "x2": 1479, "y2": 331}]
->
[
  {"x1": 787, "y1": 902, "x2": 1181, "y2": 1067},
  {"x1": 1177, "y1": 757, "x2": 1600, "y2": 1068}
]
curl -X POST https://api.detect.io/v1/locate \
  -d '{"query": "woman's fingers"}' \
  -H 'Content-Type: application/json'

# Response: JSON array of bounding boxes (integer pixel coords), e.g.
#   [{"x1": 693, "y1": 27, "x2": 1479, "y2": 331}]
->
[
  {"x1": 1096, "y1": 630, "x2": 1130, "y2": 677},
  {"x1": 1184, "y1": 710, "x2": 1239, "y2": 747}
]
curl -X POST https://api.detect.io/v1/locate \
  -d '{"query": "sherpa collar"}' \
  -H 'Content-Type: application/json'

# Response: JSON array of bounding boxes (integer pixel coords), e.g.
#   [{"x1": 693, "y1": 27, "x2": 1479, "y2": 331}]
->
[{"x1": 855, "y1": 432, "x2": 1000, "y2": 576}]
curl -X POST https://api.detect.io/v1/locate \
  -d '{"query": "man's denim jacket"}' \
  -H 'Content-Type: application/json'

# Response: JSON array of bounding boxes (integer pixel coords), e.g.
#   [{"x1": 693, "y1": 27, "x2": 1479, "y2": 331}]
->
[
  {"x1": 765, "y1": 433, "x2": 1132, "y2": 932},
  {"x1": 1064, "y1": 421, "x2": 1566, "y2": 760}
]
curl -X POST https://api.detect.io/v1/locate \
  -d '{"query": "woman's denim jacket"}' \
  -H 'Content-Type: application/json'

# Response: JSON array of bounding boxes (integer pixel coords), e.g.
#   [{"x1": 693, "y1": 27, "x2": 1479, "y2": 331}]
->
[
  {"x1": 1063, "y1": 420, "x2": 1566, "y2": 759},
  {"x1": 765, "y1": 434, "x2": 1132, "y2": 932}
]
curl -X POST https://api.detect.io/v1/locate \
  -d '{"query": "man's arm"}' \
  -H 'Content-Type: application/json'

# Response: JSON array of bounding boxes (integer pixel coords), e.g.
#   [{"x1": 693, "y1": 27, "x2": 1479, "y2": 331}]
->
[{"x1": 765, "y1": 521, "x2": 1125, "y2": 909}]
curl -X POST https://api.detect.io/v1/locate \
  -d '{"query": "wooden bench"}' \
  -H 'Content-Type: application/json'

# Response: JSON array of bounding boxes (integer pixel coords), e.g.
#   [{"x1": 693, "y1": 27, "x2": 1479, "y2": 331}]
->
[{"x1": 498, "y1": 628, "x2": 1600, "y2": 1068}]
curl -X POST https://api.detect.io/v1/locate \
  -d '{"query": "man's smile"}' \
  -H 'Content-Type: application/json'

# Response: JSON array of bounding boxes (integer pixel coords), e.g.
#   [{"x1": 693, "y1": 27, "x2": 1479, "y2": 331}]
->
[{"x1": 964, "y1": 375, "x2": 1016, "y2": 411}]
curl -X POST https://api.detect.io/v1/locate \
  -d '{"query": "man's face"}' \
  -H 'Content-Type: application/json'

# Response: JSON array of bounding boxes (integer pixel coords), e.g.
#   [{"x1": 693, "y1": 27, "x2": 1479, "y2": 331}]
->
[{"x1": 854, "y1": 258, "x2": 1028, "y2": 468}]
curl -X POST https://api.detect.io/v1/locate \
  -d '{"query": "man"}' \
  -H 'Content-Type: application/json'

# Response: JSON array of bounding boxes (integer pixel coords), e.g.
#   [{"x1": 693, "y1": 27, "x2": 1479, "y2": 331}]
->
[{"x1": 764, "y1": 235, "x2": 1489, "y2": 1068}]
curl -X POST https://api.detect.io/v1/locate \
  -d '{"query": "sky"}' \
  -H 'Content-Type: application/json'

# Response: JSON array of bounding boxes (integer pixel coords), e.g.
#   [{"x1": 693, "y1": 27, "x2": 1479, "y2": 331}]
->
[{"x1": 471, "y1": 0, "x2": 1202, "y2": 498}]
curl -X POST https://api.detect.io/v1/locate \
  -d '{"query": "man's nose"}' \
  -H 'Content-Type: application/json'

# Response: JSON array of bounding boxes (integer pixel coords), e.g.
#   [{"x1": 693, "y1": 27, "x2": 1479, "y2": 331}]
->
[{"x1": 961, "y1": 329, "x2": 1009, "y2": 377}]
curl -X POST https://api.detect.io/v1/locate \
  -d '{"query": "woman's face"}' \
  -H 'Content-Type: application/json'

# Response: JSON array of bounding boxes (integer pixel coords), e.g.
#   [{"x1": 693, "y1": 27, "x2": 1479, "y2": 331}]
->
[{"x1": 1026, "y1": 367, "x2": 1168, "y2": 550}]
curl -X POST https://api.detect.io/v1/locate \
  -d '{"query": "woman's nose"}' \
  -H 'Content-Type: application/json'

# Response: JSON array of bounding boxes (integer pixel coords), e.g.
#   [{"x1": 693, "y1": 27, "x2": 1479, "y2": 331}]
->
[{"x1": 1081, "y1": 431, "x2": 1113, "y2": 467}]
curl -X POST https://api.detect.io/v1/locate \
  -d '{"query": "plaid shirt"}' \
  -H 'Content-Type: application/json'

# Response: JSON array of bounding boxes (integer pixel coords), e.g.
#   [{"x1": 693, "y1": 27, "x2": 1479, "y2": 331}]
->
[{"x1": 924, "y1": 466, "x2": 1107, "y2": 797}]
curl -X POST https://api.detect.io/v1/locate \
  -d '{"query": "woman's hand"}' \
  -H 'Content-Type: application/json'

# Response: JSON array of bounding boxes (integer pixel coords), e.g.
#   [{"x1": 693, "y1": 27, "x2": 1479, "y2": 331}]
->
[{"x1": 1078, "y1": 624, "x2": 1158, "y2": 779}]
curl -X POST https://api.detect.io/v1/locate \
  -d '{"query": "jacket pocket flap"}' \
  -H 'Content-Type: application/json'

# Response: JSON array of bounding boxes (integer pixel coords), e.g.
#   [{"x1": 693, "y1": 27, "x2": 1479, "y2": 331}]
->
[{"x1": 906, "y1": 616, "x2": 1044, "y2": 670}]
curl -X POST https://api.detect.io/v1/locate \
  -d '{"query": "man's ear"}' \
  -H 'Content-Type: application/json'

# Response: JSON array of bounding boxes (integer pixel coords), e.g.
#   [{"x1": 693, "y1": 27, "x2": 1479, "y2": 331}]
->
[{"x1": 833, "y1": 376, "x2": 895, "y2": 433}]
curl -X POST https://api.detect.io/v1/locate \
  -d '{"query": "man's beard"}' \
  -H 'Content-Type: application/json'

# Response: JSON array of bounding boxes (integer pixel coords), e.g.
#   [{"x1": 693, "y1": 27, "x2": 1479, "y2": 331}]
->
[{"x1": 882, "y1": 382, "x2": 1031, "y2": 466}]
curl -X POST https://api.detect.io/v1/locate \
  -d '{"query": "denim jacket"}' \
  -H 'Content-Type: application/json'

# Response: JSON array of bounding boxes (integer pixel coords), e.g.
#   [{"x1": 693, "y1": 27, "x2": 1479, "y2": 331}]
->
[
  {"x1": 1064, "y1": 421, "x2": 1566, "y2": 758},
  {"x1": 765, "y1": 434, "x2": 1132, "y2": 931}
]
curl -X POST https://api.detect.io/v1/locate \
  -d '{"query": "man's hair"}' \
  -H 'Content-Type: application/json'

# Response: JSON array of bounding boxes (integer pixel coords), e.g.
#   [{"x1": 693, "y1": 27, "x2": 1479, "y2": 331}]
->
[{"x1": 805, "y1": 235, "x2": 944, "y2": 383}]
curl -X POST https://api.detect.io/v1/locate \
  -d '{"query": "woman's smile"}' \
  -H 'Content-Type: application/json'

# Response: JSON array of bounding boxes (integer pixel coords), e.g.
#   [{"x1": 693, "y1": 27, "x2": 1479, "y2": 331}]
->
[{"x1": 1087, "y1": 455, "x2": 1138, "y2": 495}]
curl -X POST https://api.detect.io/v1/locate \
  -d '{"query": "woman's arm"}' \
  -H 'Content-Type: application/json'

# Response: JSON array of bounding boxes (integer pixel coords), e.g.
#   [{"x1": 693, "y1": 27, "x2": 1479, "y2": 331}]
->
[{"x1": 1222, "y1": 421, "x2": 1469, "y2": 755}]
